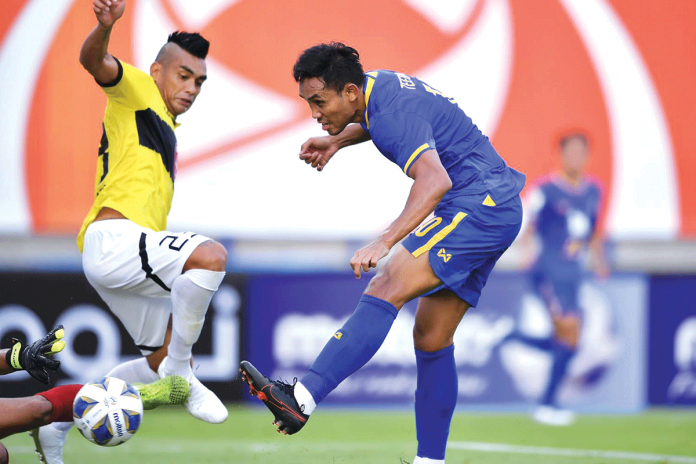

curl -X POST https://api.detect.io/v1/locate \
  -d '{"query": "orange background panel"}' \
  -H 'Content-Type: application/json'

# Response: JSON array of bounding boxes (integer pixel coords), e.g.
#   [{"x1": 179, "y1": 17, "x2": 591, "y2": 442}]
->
[
  {"x1": 0, "y1": 2, "x2": 25, "y2": 45},
  {"x1": 491, "y1": 0, "x2": 612, "y2": 231},
  {"x1": 4, "y1": 0, "x2": 695, "y2": 237},
  {"x1": 608, "y1": 0, "x2": 696, "y2": 236}
]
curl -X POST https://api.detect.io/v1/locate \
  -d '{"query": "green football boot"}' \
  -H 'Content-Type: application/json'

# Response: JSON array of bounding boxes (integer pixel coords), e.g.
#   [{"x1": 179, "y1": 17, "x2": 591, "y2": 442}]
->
[{"x1": 135, "y1": 375, "x2": 190, "y2": 410}]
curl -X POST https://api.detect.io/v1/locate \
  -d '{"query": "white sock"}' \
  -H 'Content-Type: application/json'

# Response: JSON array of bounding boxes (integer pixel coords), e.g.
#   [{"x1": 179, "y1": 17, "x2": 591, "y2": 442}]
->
[
  {"x1": 51, "y1": 421, "x2": 74, "y2": 433},
  {"x1": 106, "y1": 357, "x2": 159, "y2": 384},
  {"x1": 293, "y1": 381, "x2": 317, "y2": 415},
  {"x1": 166, "y1": 269, "x2": 225, "y2": 375},
  {"x1": 413, "y1": 457, "x2": 444, "y2": 464}
]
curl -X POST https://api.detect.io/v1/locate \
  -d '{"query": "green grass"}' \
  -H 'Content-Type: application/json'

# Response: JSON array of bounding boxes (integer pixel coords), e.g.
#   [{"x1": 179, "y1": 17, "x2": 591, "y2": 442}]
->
[{"x1": 4, "y1": 406, "x2": 696, "y2": 463}]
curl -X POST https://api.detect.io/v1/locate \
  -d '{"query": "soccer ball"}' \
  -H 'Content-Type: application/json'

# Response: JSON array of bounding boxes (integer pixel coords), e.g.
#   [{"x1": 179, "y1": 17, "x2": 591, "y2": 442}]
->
[{"x1": 73, "y1": 376, "x2": 143, "y2": 446}]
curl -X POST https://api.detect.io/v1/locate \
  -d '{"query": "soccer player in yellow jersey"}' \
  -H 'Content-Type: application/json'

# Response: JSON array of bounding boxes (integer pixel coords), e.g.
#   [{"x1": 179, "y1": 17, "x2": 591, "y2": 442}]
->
[{"x1": 35, "y1": 1, "x2": 228, "y2": 462}]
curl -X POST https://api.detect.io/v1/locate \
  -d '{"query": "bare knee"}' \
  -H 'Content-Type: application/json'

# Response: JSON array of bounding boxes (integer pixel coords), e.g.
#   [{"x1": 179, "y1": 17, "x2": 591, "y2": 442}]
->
[
  {"x1": 184, "y1": 240, "x2": 227, "y2": 272},
  {"x1": 413, "y1": 325, "x2": 452, "y2": 352},
  {"x1": 364, "y1": 269, "x2": 406, "y2": 308},
  {"x1": 552, "y1": 314, "x2": 580, "y2": 349}
]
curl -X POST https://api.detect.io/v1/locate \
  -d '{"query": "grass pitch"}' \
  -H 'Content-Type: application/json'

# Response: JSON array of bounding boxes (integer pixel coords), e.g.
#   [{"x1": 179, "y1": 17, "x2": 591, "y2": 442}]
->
[{"x1": 3, "y1": 406, "x2": 696, "y2": 463}]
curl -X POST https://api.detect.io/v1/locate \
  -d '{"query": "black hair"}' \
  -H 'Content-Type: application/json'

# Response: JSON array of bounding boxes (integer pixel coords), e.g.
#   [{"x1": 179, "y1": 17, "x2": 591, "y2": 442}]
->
[
  {"x1": 293, "y1": 42, "x2": 364, "y2": 93},
  {"x1": 559, "y1": 131, "x2": 589, "y2": 150},
  {"x1": 166, "y1": 31, "x2": 209, "y2": 59}
]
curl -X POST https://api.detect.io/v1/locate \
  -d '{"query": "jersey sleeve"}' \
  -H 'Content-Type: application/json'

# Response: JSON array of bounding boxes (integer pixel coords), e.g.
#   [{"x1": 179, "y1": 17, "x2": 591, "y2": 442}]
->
[
  {"x1": 369, "y1": 111, "x2": 436, "y2": 176},
  {"x1": 99, "y1": 59, "x2": 155, "y2": 110}
]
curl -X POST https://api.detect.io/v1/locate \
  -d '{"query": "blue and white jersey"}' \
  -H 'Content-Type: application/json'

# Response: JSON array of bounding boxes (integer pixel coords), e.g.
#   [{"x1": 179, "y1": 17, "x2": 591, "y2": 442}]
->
[
  {"x1": 528, "y1": 174, "x2": 603, "y2": 279},
  {"x1": 359, "y1": 70, "x2": 525, "y2": 208}
]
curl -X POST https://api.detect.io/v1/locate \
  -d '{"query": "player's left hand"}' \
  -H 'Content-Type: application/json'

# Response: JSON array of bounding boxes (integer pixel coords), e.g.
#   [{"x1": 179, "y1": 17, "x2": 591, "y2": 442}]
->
[
  {"x1": 7, "y1": 325, "x2": 65, "y2": 384},
  {"x1": 350, "y1": 240, "x2": 391, "y2": 278}
]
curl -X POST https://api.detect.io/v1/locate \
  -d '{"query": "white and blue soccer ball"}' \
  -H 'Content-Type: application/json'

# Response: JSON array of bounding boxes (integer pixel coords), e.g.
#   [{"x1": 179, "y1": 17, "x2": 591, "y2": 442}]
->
[{"x1": 73, "y1": 376, "x2": 143, "y2": 446}]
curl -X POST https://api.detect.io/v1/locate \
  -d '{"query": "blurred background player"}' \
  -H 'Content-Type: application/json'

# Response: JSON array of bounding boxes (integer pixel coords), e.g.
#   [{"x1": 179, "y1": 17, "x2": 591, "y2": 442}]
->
[
  {"x1": 516, "y1": 131, "x2": 609, "y2": 426},
  {"x1": 35, "y1": 1, "x2": 229, "y2": 463},
  {"x1": 0, "y1": 325, "x2": 190, "y2": 463},
  {"x1": 240, "y1": 42, "x2": 525, "y2": 464}
]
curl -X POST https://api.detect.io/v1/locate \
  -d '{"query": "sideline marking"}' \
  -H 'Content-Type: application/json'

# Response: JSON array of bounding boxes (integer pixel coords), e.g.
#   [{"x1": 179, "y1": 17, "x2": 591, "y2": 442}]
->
[{"x1": 449, "y1": 441, "x2": 696, "y2": 463}]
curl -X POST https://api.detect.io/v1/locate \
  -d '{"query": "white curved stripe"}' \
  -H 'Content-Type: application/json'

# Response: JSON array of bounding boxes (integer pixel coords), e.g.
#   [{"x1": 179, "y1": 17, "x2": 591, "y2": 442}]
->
[
  {"x1": 0, "y1": 0, "x2": 74, "y2": 232},
  {"x1": 402, "y1": 0, "x2": 479, "y2": 34},
  {"x1": 168, "y1": 0, "x2": 512, "y2": 239},
  {"x1": 449, "y1": 441, "x2": 696, "y2": 463},
  {"x1": 167, "y1": 0, "x2": 239, "y2": 30},
  {"x1": 418, "y1": 0, "x2": 513, "y2": 136},
  {"x1": 560, "y1": 0, "x2": 679, "y2": 239}
]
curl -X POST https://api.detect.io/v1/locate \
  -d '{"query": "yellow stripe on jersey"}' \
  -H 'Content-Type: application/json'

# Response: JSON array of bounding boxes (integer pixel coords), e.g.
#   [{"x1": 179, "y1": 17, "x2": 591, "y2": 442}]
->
[
  {"x1": 412, "y1": 212, "x2": 467, "y2": 258},
  {"x1": 483, "y1": 194, "x2": 496, "y2": 206},
  {"x1": 403, "y1": 143, "x2": 431, "y2": 175},
  {"x1": 76, "y1": 60, "x2": 178, "y2": 252},
  {"x1": 364, "y1": 74, "x2": 376, "y2": 129}
]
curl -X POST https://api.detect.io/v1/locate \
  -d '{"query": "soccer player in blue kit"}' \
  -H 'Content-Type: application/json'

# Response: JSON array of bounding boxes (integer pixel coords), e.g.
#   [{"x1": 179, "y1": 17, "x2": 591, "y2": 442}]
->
[
  {"x1": 240, "y1": 43, "x2": 525, "y2": 463},
  {"x1": 519, "y1": 132, "x2": 608, "y2": 426}
]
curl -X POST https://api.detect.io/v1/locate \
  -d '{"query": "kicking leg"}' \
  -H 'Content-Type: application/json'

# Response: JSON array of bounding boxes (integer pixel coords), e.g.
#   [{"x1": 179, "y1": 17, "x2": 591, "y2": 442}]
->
[
  {"x1": 413, "y1": 290, "x2": 470, "y2": 464},
  {"x1": 241, "y1": 245, "x2": 442, "y2": 434}
]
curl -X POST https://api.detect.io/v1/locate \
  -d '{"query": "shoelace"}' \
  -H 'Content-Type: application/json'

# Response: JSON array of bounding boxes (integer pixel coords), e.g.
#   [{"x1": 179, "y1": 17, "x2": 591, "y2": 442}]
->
[
  {"x1": 271, "y1": 377, "x2": 298, "y2": 397},
  {"x1": 272, "y1": 377, "x2": 306, "y2": 413}
]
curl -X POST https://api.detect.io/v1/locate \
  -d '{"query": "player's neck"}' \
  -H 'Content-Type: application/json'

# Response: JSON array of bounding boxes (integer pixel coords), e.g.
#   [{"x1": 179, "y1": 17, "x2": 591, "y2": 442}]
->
[
  {"x1": 355, "y1": 87, "x2": 367, "y2": 124},
  {"x1": 560, "y1": 170, "x2": 583, "y2": 186}
]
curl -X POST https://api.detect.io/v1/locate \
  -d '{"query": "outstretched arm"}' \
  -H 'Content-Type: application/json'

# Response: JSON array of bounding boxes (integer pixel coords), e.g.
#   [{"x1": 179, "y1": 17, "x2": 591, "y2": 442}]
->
[
  {"x1": 2, "y1": 326, "x2": 65, "y2": 383},
  {"x1": 350, "y1": 149, "x2": 452, "y2": 278},
  {"x1": 299, "y1": 124, "x2": 370, "y2": 171},
  {"x1": 79, "y1": 0, "x2": 126, "y2": 84},
  {"x1": 0, "y1": 350, "x2": 10, "y2": 375}
]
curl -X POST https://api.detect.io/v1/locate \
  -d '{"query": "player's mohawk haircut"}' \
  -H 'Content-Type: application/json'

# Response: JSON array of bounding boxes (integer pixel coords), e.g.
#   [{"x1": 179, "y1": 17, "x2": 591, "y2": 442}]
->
[
  {"x1": 167, "y1": 31, "x2": 209, "y2": 59},
  {"x1": 293, "y1": 42, "x2": 365, "y2": 93}
]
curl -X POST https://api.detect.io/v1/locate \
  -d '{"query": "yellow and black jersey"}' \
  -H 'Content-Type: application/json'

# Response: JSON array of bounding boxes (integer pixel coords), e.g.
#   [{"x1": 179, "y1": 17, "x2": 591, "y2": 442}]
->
[{"x1": 77, "y1": 59, "x2": 179, "y2": 252}]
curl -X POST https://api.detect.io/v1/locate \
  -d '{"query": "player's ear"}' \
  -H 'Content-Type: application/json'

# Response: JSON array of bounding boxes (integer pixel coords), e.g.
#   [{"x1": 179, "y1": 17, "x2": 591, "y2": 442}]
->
[
  {"x1": 344, "y1": 83, "x2": 360, "y2": 102},
  {"x1": 150, "y1": 61, "x2": 162, "y2": 79}
]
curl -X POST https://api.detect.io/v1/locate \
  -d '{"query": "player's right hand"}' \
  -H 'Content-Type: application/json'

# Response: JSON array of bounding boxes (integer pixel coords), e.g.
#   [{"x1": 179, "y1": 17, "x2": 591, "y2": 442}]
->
[
  {"x1": 7, "y1": 325, "x2": 65, "y2": 384},
  {"x1": 93, "y1": 0, "x2": 126, "y2": 28},
  {"x1": 350, "y1": 240, "x2": 391, "y2": 279},
  {"x1": 299, "y1": 136, "x2": 339, "y2": 172}
]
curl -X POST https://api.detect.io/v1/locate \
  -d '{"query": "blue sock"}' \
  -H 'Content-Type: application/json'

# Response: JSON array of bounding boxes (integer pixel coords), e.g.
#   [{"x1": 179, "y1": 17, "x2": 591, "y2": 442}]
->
[
  {"x1": 542, "y1": 341, "x2": 575, "y2": 406},
  {"x1": 415, "y1": 344, "x2": 457, "y2": 461},
  {"x1": 301, "y1": 294, "x2": 398, "y2": 403}
]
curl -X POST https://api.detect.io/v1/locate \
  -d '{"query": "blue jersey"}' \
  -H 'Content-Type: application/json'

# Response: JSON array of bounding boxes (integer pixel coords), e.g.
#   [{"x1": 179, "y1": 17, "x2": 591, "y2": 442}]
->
[
  {"x1": 359, "y1": 70, "x2": 525, "y2": 207},
  {"x1": 529, "y1": 174, "x2": 602, "y2": 279}
]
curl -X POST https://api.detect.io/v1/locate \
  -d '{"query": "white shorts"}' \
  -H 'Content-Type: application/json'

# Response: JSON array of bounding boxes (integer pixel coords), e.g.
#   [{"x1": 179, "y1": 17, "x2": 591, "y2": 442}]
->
[{"x1": 82, "y1": 219, "x2": 212, "y2": 355}]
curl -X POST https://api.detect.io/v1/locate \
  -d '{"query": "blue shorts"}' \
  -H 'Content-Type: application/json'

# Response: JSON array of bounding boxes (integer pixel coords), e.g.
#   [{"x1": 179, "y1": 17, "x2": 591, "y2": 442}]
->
[
  {"x1": 402, "y1": 194, "x2": 523, "y2": 307},
  {"x1": 531, "y1": 270, "x2": 581, "y2": 315}
]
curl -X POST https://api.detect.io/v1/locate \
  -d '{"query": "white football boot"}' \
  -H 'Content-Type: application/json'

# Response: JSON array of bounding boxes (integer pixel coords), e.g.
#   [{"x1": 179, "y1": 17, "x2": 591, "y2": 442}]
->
[
  {"x1": 413, "y1": 456, "x2": 445, "y2": 463},
  {"x1": 532, "y1": 405, "x2": 576, "y2": 426},
  {"x1": 157, "y1": 356, "x2": 228, "y2": 423},
  {"x1": 31, "y1": 422, "x2": 71, "y2": 464}
]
